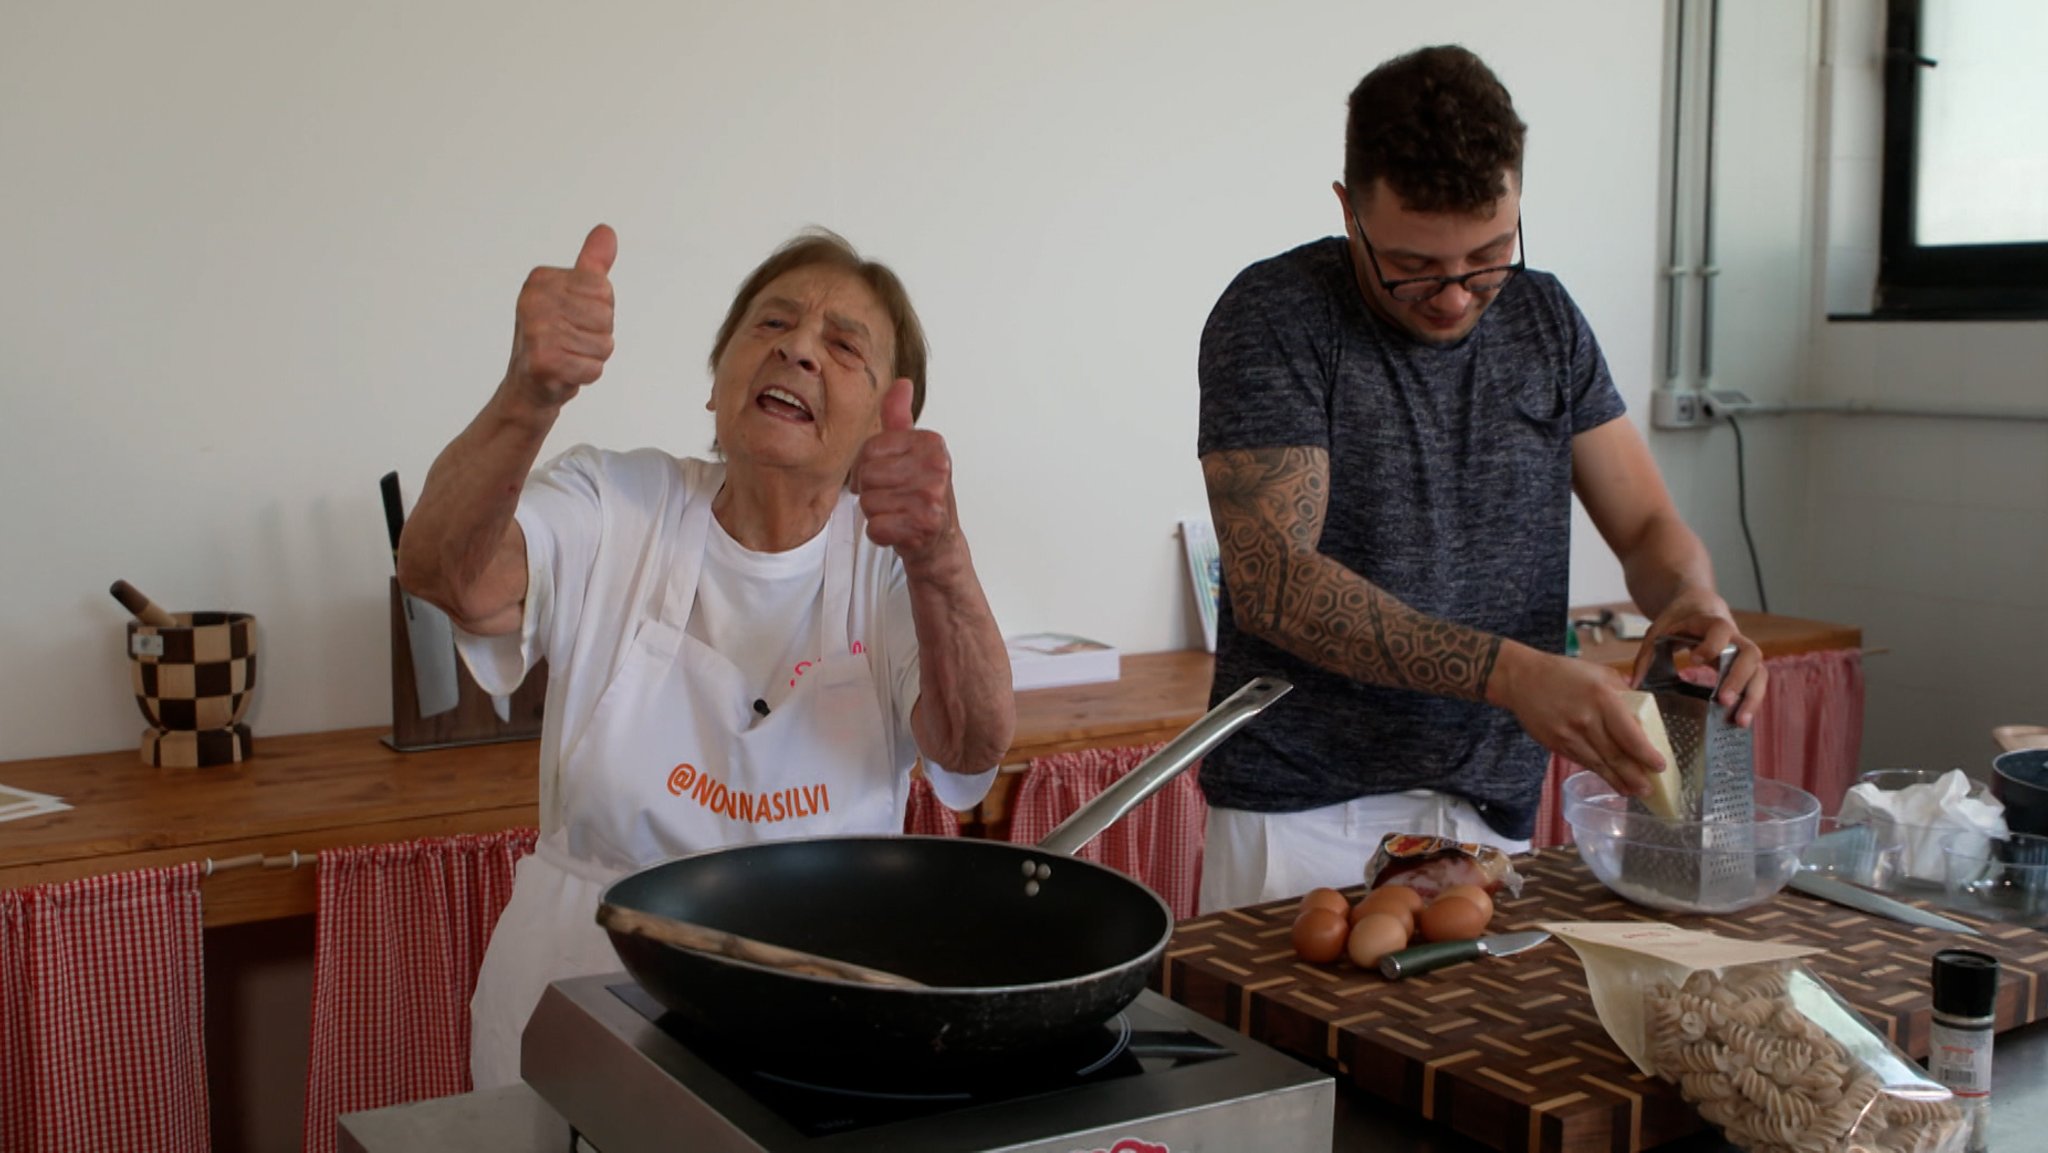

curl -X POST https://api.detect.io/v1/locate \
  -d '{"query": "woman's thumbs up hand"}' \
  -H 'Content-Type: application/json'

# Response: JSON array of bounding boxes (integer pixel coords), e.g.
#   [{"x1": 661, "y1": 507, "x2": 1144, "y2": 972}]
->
[
  {"x1": 504, "y1": 223, "x2": 618, "y2": 410},
  {"x1": 854, "y1": 378, "x2": 962, "y2": 578}
]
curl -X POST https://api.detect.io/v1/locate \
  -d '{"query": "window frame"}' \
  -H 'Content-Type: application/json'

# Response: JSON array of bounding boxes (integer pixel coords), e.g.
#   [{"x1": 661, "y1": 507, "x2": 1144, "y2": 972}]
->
[{"x1": 1877, "y1": 0, "x2": 2048, "y2": 318}]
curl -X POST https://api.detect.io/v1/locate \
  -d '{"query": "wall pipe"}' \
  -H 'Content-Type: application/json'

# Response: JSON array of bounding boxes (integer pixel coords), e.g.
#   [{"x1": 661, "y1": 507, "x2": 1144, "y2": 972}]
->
[
  {"x1": 1663, "y1": 0, "x2": 1692, "y2": 388},
  {"x1": 1731, "y1": 400, "x2": 2048, "y2": 423},
  {"x1": 1698, "y1": 0, "x2": 1723, "y2": 385}
]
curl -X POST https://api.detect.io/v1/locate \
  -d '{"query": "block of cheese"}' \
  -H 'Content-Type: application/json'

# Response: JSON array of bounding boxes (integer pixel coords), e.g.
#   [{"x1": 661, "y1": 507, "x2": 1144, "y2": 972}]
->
[{"x1": 1623, "y1": 689, "x2": 1685, "y2": 820}]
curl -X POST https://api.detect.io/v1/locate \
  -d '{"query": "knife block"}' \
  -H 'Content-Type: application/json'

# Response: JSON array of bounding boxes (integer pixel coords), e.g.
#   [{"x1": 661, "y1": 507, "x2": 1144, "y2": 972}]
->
[{"x1": 385, "y1": 578, "x2": 547, "y2": 751}]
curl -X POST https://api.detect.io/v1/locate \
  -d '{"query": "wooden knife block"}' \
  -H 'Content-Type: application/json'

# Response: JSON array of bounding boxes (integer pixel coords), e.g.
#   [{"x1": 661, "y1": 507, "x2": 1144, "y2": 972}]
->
[{"x1": 385, "y1": 578, "x2": 546, "y2": 751}]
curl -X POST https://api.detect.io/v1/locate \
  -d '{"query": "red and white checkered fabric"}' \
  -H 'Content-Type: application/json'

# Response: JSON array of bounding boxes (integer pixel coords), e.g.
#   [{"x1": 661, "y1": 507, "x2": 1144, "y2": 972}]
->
[
  {"x1": 1533, "y1": 648, "x2": 1866, "y2": 847},
  {"x1": 0, "y1": 863, "x2": 209, "y2": 1153},
  {"x1": 1006, "y1": 744, "x2": 1207, "y2": 920},
  {"x1": 302, "y1": 828, "x2": 537, "y2": 1153},
  {"x1": 903, "y1": 772, "x2": 963, "y2": 836}
]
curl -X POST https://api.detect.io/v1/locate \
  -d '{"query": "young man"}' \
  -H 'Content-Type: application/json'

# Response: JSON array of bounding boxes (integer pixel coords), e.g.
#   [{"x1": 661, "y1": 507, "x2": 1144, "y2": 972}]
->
[{"x1": 1195, "y1": 45, "x2": 1765, "y2": 913}]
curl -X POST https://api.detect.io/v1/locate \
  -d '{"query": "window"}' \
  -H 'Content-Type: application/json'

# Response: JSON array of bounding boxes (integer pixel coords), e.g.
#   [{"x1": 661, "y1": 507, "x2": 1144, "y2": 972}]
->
[{"x1": 1878, "y1": 0, "x2": 2048, "y2": 316}]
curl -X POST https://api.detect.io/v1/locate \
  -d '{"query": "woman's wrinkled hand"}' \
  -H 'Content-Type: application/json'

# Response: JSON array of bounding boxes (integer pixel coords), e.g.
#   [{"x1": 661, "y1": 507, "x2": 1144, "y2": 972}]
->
[
  {"x1": 853, "y1": 378, "x2": 963, "y2": 579},
  {"x1": 504, "y1": 224, "x2": 616, "y2": 411}
]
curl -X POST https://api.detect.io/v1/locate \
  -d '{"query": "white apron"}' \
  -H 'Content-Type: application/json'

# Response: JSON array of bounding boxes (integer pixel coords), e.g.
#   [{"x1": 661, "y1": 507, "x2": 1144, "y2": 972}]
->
[{"x1": 469, "y1": 478, "x2": 902, "y2": 1089}]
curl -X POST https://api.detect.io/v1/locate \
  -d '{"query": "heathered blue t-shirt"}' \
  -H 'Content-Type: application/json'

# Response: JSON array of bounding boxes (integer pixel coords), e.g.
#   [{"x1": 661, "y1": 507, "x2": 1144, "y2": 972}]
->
[{"x1": 1195, "y1": 237, "x2": 1627, "y2": 840}]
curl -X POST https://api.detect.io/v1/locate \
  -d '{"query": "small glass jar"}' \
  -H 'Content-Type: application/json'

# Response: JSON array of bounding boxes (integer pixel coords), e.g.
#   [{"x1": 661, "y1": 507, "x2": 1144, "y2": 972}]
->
[{"x1": 1929, "y1": 948, "x2": 1999, "y2": 1152}]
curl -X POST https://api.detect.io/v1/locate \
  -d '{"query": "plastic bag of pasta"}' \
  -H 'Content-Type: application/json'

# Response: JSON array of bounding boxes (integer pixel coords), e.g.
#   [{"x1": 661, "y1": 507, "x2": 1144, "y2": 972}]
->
[{"x1": 1543, "y1": 922, "x2": 1968, "y2": 1153}]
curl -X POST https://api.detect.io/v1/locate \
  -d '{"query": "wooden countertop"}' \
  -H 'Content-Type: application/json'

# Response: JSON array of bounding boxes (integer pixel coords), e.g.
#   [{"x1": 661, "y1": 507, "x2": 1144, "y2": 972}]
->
[{"x1": 0, "y1": 610, "x2": 1858, "y2": 927}]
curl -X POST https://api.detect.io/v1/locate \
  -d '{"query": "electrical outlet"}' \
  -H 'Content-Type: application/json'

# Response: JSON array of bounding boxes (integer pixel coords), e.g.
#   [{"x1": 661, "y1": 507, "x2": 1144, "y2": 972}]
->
[
  {"x1": 1699, "y1": 388, "x2": 1755, "y2": 420},
  {"x1": 1651, "y1": 389, "x2": 1703, "y2": 429}
]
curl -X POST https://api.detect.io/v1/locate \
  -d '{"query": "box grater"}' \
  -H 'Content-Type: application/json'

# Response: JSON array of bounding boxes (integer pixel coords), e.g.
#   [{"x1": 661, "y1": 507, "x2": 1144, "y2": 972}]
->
[{"x1": 1620, "y1": 637, "x2": 1758, "y2": 909}]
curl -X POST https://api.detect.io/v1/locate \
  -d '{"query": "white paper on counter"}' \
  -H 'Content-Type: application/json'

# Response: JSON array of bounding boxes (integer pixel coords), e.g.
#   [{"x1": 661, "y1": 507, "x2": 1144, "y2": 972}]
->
[{"x1": 0, "y1": 783, "x2": 71, "y2": 824}]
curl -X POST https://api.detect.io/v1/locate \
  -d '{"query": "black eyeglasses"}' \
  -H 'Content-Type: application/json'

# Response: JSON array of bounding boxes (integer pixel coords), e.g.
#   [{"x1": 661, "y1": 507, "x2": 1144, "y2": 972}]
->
[{"x1": 1348, "y1": 203, "x2": 1525, "y2": 303}]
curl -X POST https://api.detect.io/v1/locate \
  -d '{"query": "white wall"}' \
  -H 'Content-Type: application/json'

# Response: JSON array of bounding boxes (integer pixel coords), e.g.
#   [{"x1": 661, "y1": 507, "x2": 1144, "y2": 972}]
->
[
  {"x1": 1652, "y1": 0, "x2": 1820, "y2": 618},
  {"x1": 1802, "y1": 0, "x2": 2048, "y2": 773},
  {"x1": 0, "y1": 1, "x2": 1665, "y2": 761},
  {"x1": 1674, "y1": 0, "x2": 2048, "y2": 778}
]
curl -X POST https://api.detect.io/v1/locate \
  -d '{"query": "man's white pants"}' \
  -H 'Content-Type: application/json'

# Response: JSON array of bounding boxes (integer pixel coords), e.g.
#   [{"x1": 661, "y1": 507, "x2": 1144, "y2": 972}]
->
[{"x1": 1198, "y1": 789, "x2": 1530, "y2": 914}]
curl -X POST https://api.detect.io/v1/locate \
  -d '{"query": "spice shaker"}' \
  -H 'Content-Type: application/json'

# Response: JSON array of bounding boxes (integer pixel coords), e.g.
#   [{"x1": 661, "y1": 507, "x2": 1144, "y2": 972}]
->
[{"x1": 1930, "y1": 948, "x2": 1999, "y2": 1152}]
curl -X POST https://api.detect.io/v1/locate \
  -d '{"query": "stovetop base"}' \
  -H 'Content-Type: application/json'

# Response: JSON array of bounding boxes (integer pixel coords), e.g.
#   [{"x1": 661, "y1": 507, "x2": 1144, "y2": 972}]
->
[{"x1": 523, "y1": 972, "x2": 1334, "y2": 1153}]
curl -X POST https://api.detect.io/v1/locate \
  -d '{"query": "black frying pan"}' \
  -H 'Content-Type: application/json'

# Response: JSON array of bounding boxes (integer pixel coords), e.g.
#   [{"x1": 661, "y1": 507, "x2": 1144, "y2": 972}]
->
[{"x1": 599, "y1": 676, "x2": 1291, "y2": 1070}]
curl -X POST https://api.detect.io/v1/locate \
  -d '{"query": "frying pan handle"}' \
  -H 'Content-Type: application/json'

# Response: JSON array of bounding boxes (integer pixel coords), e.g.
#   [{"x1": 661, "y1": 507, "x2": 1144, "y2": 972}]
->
[{"x1": 1035, "y1": 676, "x2": 1292, "y2": 859}]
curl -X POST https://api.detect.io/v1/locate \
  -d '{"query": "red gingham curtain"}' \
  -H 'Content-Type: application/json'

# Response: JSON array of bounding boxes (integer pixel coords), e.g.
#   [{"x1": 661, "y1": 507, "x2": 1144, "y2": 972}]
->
[
  {"x1": 302, "y1": 828, "x2": 536, "y2": 1153},
  {"x1": 1006, "y1": 744, "x2": 1207, "y2": 920},
  {"x1": 0, "y1": 863, "x2": 209, "y2": 1153},
  {"x1": 1533, "y1": 648, "x2": 1865, "y2": 847},
  {"x1": 904, "y1": 772, "x2": 963, "y2": 836}
]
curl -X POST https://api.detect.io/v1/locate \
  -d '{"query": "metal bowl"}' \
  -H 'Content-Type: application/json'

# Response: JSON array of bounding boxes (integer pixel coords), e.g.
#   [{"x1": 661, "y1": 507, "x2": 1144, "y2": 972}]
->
[{"x1": 1563, "y1": 772, "x2": 1821, "y2": 914}]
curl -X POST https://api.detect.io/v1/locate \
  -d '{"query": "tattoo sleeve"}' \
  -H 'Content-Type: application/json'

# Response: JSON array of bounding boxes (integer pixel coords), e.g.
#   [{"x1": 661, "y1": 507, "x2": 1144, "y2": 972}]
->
[{"x1": 1202, "y1": 447, "x2": 1502, "y2": 701}]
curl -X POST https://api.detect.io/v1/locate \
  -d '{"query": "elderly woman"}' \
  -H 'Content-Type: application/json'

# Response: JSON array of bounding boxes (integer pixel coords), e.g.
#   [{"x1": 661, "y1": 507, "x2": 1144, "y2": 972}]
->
[{"x1": 399, "y1": 223, "x2": 1015, "y2": 1089}]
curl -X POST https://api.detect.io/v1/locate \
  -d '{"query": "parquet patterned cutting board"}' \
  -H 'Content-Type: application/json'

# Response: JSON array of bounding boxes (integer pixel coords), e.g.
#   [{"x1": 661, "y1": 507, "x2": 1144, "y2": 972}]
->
[{"x1": 1155, "y1": 848, "x2": 2048, "y2": 1153}]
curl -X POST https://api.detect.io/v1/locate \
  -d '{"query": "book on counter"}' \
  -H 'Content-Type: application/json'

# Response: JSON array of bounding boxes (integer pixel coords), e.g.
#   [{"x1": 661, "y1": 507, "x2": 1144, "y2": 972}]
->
[
  {"x1": 1179, "y1": 517, "x2": 1221, "y2": 653},
  {"x1": 1006, "y1": 632, "x2": 1121, "y2": 691}
]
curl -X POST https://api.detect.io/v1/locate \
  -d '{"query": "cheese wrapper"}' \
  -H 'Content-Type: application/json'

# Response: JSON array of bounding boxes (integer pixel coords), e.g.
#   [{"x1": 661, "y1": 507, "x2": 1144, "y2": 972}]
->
[
  {"x1": 1362, "y1": 832, "x2": 1524, "y2": 899},
  {"x1": 1623, "y1": 689, "x2": 1685, "y2": 820}
]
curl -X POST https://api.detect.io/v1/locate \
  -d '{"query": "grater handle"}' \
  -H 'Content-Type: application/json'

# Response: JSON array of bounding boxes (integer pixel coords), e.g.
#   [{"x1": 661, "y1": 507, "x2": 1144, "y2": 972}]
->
[
  {"x1": 1642, "y1": 635, "x2": 1741, "y2": 698},
  {"x1": 1642, "y1": 635, "x2": 1686, "y2": 692},
  {"x1": 1712, "y1": 642, "x2": 1739, "y2": 686}
]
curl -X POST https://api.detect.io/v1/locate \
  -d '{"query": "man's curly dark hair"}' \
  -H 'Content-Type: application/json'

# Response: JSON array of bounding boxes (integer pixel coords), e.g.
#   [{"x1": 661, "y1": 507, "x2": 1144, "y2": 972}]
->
[{"x1": 1344, "y1": 45, "x2": 1526, "y2": 215}]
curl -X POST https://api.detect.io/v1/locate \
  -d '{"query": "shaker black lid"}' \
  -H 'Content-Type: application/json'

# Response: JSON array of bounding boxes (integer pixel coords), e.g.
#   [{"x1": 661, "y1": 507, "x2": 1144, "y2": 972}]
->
[{"x1": 1932, "y1": 949, "x2": 2000, "y2": 1017}]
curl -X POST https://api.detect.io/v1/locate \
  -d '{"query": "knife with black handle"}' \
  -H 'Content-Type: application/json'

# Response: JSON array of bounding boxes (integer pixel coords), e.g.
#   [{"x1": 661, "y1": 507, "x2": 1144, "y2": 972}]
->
[
  {"x1": 380, "y1": 472, "x2": 462, "y2": 720},
  {"x1": 1380, "y1": 929, "x2": 1552, "y2": 980}
]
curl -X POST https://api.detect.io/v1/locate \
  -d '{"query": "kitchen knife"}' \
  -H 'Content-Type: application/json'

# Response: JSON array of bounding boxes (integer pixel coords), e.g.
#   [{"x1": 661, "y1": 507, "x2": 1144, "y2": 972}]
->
[
  {"x1": 1786, "y1": 871, "x2": 1981, "y2": 935},
  {"x1": 1380, "y1": 929, "x2": 1551, "y2": 980},
  {"x1": 380, "y1": 472, "x2": 461, "y2": 719}
]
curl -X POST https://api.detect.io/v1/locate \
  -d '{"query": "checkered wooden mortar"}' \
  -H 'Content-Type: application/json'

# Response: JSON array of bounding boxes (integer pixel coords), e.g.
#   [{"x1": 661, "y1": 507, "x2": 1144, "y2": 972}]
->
[{"x1": 127, "y1": 612, "x2": 257, "y2": 767}]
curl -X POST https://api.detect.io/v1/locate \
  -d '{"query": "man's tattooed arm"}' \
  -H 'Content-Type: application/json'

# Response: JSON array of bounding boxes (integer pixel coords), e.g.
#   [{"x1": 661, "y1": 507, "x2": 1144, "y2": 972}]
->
[{"x1": 1201, "y1": 446, "x2": 1502, "y2": 701}]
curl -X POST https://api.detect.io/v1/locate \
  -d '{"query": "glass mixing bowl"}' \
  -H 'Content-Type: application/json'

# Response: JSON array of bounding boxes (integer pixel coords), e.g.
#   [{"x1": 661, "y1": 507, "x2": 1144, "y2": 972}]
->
[
  {"x1": 1563, "y1": 772, "x2": 1821, "y2": 914},
  {"x1": 1942, "y1": 829, "x2": 2048, "y2": 926}
]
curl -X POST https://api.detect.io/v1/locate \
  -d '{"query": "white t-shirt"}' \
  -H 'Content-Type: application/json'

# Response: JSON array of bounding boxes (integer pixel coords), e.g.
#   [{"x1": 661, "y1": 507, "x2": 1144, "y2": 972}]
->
[
  {"x1": 689, "y1": 513, "x2": 827, "y2": 716},
  {"x1": 455, "y1": 445, "x2": 995, "y2": 841}
]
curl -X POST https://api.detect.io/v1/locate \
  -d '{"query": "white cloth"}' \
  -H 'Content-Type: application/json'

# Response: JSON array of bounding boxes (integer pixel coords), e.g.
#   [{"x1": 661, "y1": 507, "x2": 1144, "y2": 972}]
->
[
  {"x1": 1198, "y1": 790, "x2": 1530, "y2": 914},
  {"x1": 1838, "y1": 769, "x2": 2008, "y2": 884},
  {"x1": 456, "y1": 447, "x2": 995, "y2": 1089}
]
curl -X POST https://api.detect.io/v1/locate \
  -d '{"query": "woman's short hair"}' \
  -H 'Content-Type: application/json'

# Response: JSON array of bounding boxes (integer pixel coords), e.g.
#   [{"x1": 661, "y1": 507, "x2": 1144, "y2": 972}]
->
[
  {"x1": 1344, "y1": 45, "x2": 1527, "y2": 215},
  {"x1": 708, "y1": 229, "x2": 929, "y2": 420}
]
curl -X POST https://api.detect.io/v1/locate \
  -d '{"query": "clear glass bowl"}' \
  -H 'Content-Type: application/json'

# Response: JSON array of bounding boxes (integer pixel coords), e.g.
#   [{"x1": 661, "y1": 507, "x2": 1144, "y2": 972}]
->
[
  {"x1": 1563, "y1": 772, "x2": 1821, "y2": 914},
  {"x1": 1855, "y1": 767, "x2": 1992, "y2": 802},
  {"x1": 1845, "y1": 768, "x2": 2003, "y2": 884},
  {"x1": 1942, "y1": 830, "x2": 2048, "y2": 926},
  {"x1": 1801, "y1": 817, "x2": 1906, "y2": 889}
]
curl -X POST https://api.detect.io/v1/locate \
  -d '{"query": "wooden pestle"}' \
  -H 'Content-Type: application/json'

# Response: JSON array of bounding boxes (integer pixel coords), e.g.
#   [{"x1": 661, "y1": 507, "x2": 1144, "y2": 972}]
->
[{"x1": 110, "y1": 580, "x2": 178, "y2": 628}]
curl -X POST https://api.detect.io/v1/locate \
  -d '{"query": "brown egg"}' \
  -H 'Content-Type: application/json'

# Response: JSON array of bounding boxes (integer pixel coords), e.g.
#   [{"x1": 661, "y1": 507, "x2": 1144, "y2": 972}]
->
[
  {"x1": 1346, "y1": 912, "x2": 1410, "y2": 969},
  {"x1": 1354, "y1": 884, "x2": 1426, "y2": 920},
  {"x1": 1350, "y1": 892, "x2": 1415, "y2": 938},
  {"x1": 1291, "y1": 908, "x2": 1350, "y2": 963},
  {"x1": 1437, "y1": 883, "x2": 1496, "y2": 923},
  {"x1": 1417, "y1": 895, "x2": 1488, "y2": 943},
  {"x1": 1298, "y1": 887, "x2": 1351, "y2": 920}
]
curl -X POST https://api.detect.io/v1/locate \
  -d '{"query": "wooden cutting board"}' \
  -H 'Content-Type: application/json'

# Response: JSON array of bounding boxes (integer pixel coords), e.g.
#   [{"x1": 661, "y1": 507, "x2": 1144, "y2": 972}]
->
[{"x1": 1155, "y1": 847, "x2": 2048, "y2": 1153}]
